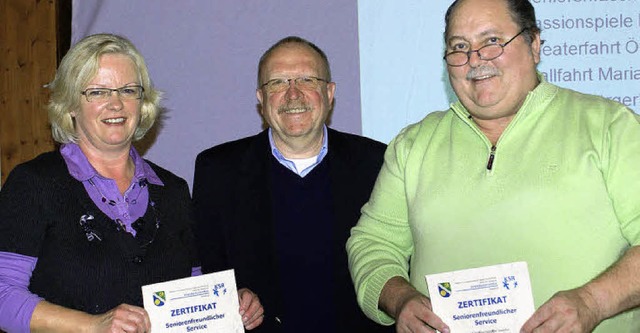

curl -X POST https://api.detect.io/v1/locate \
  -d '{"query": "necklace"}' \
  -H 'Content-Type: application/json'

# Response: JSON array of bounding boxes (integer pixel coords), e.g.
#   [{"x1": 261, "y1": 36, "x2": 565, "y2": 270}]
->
[{"x1": 85, "y1": 177, "x2": 160, "y2": 244}]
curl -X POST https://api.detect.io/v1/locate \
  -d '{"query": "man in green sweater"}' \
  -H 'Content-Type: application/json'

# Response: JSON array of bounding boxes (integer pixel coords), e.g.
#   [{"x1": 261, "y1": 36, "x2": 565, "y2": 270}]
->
[{"x1": 347, "y1": 0, "x2": 640, "y2": 332}]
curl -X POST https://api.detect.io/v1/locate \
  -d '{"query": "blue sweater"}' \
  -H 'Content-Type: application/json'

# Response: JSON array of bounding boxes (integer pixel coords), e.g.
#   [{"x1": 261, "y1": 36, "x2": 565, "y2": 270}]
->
[{"x1": 271, "y1": 157, "x2": 336, "y2": 332}]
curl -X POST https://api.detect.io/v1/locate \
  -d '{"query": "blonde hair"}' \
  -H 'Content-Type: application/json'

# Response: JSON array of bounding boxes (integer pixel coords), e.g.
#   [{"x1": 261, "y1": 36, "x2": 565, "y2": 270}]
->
[{"x1": 47, "y1": 33, "x2": 162, "y2": 143}]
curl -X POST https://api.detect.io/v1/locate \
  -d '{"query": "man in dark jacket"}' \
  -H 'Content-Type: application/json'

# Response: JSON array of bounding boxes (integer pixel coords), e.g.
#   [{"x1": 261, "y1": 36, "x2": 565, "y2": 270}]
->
[{"x1": 193, "y1": 36, "x2": 389, "y2": 333}]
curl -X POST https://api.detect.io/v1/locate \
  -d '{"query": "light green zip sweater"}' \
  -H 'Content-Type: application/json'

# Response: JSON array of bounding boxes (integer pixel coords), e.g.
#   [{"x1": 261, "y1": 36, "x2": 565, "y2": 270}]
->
[{"x1": 347, "y1": 78, "x2": 640, "y2": 332}]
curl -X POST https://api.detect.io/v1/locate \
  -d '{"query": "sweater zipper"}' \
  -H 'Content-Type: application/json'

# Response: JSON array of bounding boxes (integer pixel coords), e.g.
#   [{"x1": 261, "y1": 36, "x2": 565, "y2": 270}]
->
[{"x1": 486, "y1": 145, "x2": 496, "y2": 170}]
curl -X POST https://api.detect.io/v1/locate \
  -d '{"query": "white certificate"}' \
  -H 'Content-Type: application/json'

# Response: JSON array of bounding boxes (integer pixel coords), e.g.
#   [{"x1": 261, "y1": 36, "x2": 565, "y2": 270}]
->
[
  {"x1": 142, "y1": 269, "x2": 244, "y2": 333},
  {"x1": 425, "y1": 262, "x2": 534, "y2": 333}
]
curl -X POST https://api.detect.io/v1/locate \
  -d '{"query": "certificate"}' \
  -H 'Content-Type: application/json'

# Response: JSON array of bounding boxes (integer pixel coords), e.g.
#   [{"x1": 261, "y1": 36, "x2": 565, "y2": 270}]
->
[
  {"x1": 142, "y1": 269, "x2": 244, "y2": 333},
  {"x1": 425, "y1": 262, "x2": 534, "y2": 333}
]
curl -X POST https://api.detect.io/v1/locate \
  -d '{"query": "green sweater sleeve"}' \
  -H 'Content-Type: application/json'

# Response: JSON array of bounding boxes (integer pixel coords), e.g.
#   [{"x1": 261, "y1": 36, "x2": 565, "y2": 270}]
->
[
  {"x1": 347, "y1": 123, "x2": 422, "y2": 325},
  {"x1": 601, "y1": 103, "x2": 640, "y2": 246}
]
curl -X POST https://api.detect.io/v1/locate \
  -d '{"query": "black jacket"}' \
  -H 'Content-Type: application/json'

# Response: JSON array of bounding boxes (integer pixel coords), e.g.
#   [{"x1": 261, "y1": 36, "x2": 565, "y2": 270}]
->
[
  {"x1": 193, "y1": 128, "x2": 389, "y2": 333},
  {"x1": 0, "y1": 151, "x2": 197, "y2": 313}
]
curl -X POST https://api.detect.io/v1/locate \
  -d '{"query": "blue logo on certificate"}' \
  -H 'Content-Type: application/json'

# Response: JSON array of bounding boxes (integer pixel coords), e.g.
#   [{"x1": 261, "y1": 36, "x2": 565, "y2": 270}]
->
[
  {"x1": 502, "y1": 276, "x2": 518, "y2": 290},
  {"x1": 213, "y1": 283, "x2": 227, "y2": 297},
  {"x1": 153, "y1": 291, "x2": 166, "y2": 306},
  {"x1": 438, "y1": 282, "x2": 451, "y2": 298}
]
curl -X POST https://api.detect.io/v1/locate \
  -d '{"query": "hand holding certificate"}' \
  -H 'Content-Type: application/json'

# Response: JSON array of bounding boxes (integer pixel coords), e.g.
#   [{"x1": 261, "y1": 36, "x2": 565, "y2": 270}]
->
[
  {"x1": 425, "y1": 262, "x2": 535, "y2": 333},
  {"x1": 142, "y1": 269, "x2": 253, "y2": 333}
]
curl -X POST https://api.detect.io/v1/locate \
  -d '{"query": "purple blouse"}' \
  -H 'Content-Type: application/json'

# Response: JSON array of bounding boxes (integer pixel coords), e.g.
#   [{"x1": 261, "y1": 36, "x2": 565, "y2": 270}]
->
[{"x1": 61, "y1": 143, "x2": 164, "y2": 236}]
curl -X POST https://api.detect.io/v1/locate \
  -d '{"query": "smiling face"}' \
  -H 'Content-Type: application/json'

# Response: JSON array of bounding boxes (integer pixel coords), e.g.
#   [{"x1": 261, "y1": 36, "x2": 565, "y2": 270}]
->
[
  {"x1": 446, "y1": 0, "x2": 541, "y2": 122},
  {"x1": 256, "y1": 43, "x2": 335, "y2": 153},
  {"x1": 73, "y1": 53, "x2": 142, "y2": 154}
]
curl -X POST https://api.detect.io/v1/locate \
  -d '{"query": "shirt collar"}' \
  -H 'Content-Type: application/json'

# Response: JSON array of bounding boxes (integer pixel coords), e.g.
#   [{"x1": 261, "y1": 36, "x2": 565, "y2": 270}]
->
[
  {"x1": 60, "y1": 143, "x2": 164, "y2": 186},
  {"x1": 268, "y1": 126, "x2": 329, "y2": 176}
]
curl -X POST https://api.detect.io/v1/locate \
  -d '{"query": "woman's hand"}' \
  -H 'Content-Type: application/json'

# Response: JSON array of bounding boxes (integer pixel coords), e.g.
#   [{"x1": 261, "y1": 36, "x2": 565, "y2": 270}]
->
[
  {"x1": 91, "y1": 303, "x2": 151, "y2": 333},
  {"x1": 31, "y1": 301, "x2": 150, "y2": 333}
]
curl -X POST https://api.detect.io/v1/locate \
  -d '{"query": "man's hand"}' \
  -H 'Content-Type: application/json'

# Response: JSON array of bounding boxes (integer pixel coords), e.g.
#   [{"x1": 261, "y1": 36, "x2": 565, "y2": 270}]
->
[
  {"x1": 380, "y1": 276, "x2": 450, "y2": 333},
  {"x1": 238, "y1": 288, "x2": 264, "y2": 330},
  {"x1": 520, "y1": 288, "x2": 600, "y2": 333}
]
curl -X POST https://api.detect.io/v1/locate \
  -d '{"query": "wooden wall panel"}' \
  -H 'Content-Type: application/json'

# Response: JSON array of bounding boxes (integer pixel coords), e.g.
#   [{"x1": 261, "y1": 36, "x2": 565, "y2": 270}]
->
[
  {"x1": 1, "y1": 0, "x2": 58, "y2": 186},
  {"x1": 0, "y1": 1, "x2": 68, "y2": 330}
]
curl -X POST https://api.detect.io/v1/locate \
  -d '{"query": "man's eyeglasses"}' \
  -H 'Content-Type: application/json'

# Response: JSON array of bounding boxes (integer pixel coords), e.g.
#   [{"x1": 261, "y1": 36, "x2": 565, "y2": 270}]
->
[
  {"x1": 261, "y1": 76, "x2": 328, "y2": 93},
  {"x1": 81, "y1": 85, "x2": 145, "y2": 102},
  {"x1": 443, "y1": 28, "x2": 527, "y2": 67}
]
